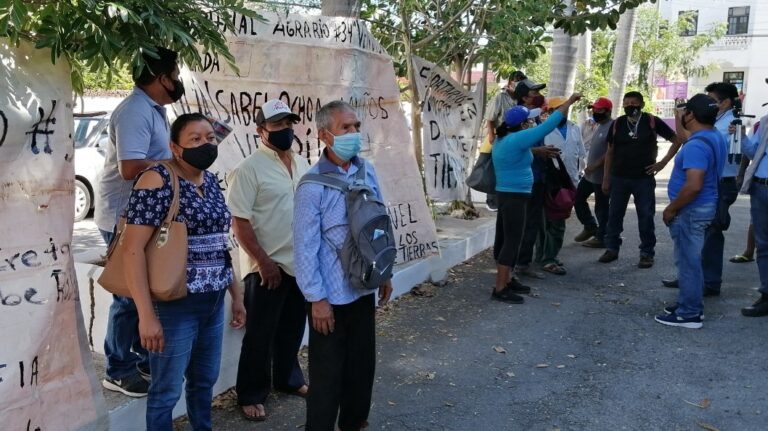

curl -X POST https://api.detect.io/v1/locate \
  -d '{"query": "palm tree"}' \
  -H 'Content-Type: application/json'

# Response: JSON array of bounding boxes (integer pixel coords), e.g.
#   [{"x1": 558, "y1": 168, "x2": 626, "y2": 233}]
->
[
  {"x1": 608, "y1": 8, "x2": 638, "y2": 117},
  {"x1": 547, "y1": 0, "x2": 579, "y2": 97}
]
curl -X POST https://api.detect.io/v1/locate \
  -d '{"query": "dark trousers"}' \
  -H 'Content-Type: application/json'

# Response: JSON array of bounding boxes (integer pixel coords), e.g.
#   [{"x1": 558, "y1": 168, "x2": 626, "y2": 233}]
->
[
  {"x1": 604, "y1": 175, "x2": 657, "y2": 257},
  {"x1": 236, "y1": 270, "x2": 307, "y2": 406},
  {"x1": 493, "y1": 192, "x2": 530, "y2": 267},
  {"x1": 701, "y1": 179, "x2": 739, "y2": 292},
  {"x1": 518, "y1": 182, "x2": 546, "y2": 267},
  {"x1": 306, "y1": 294, "x2": 376, "y2": 431},
  {"x1": 486, "y1": 192, "x2": 498, "y2": 209},
  {"x1": 574, "y1": 178, "x2": 610, "y2": 242}
]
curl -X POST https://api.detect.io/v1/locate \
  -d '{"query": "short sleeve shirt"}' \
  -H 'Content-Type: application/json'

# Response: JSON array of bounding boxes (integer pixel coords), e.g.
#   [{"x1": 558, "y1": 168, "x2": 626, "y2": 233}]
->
[
  {"x1": 226, "y1": 147, "x2": 310, "y2": 278},
  {"x1": 125, "y1": 164, "x2": 233, "y2": 294},
  {"x1": 667, "y1": 129, "x2": 726, "y2": 208},
  {"x1": 485, "y1": 91, "x2": 516, "y2": 127},
  {"x1": 584, "y1": 120, "x2": 613, "y2": 184},
  {"x1": 94, "y1": 87, "x2": 172, "y2": 232},
  {"x1": 607, "y1": 114, "x2": 676, "y2": 178}
]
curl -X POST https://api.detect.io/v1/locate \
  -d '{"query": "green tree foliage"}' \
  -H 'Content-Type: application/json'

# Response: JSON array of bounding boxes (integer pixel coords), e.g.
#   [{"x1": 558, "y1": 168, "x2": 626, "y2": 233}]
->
[
  {"x1": 631, "y1": 6, "x2": 726, "y2": 93},
  {"x1": 360, "y1": 0, "x2": 653, "y2": 81},
  {"x1": 0, "y1": 0, "x2": 261, "y2": 93},
  {"x1": 82, "y1": 66, "x2": 134, "y2": 91},
  {"x1": 574, "y1": 5, "x2": 724, "y2": 112}
]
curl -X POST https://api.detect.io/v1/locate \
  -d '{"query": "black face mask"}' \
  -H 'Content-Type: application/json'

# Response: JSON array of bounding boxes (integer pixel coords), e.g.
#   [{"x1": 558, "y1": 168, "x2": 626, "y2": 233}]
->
[
  {"x1": 681, "y1": 112, "x2": 690, "y2": 131},
  {"x1": 179, "y1": 143, "x2": 217, "y2": 170},
  {"x1": 624, "y1": 106, "x2": 641, "y2": 118},
  {"x1": 592, "y1": 112, "x2": 608, "y2": 123},
  {"x1": 164, "y1": 77, "x2": 185, "y2": 103},
  {"x1": 267, "y1": 127, "x2": 295, "y2": 151}
]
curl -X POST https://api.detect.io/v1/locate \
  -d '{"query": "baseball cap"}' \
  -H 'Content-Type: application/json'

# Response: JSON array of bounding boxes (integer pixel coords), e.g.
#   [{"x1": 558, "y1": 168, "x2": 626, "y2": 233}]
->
[
  {"x1": 514, "y1": 79, "x2": 546, "y2": 99},
  {"x1": 679, "y1": 93, "x2": 719, "y2": 118},
  {"x1": 510, "y1": 70, "x2": 527, "y2": 81},
  {"x1": 546, "y1": 96, "x2": 568, "y2": 110},
  {"x1": 588, "y1": 97, "x2": 613, "y2": 111},
  {"x1": 255, "y1": 99, "x2": 301, "y2": 126},
  {"x1": 504, "y1": 107, "x2": 541, "y2": 127}
]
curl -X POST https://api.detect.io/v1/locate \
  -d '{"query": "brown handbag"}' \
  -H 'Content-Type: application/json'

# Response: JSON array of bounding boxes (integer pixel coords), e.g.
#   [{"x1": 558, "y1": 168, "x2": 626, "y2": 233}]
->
[{"x1": 98, "y1": 162, "x2": 189, "y2": 301}]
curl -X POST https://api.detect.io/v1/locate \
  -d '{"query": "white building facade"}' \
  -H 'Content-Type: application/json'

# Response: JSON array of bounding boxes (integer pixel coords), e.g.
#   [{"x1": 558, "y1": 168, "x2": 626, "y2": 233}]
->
[{"x1": 659, "y1": 0, "x2": 768, "y2": 125}]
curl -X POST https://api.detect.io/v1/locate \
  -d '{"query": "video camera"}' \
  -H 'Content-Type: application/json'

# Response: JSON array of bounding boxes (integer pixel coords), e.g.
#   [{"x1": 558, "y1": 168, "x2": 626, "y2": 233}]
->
[{"x1": 729, "y1": 99, "x2": 755, "y2": 164}]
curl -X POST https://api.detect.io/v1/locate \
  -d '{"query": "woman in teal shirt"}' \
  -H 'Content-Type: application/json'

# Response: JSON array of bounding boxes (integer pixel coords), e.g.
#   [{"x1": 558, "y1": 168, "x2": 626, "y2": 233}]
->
[{"x1": 491, "y1": 93, "x2": 582, "y2": 303}]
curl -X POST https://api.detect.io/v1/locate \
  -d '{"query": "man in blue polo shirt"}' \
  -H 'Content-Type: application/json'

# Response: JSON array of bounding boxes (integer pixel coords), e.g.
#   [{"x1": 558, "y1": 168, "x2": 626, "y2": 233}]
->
[
  {"x1": 662, "y1": 82, "x2": 742, "y2": 296},
  {"x1": 94, "y1": 47, "x2": 183, "y2": 396},
  {"x1": 655, "y1": 94, "x2": 725, "y2": 329}
]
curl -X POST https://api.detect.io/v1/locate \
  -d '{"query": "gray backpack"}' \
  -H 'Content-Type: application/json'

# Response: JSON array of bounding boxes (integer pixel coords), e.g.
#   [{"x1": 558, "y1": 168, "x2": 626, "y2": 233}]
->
[{"x1": 298, "y1": 160, "x2": 397, "y2": 290}]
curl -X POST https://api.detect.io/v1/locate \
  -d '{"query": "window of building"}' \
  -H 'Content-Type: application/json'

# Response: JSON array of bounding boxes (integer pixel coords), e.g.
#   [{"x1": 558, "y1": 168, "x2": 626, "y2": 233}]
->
[
  {"x1": 723, "y1": 72, "x2": 745, "y2": 92},
  {"x1": 727, "y1": 6, "x2": 750, "y2": 35},
  {"x1": 678, "y1": 10, "x2": 698, "y2": 36}
]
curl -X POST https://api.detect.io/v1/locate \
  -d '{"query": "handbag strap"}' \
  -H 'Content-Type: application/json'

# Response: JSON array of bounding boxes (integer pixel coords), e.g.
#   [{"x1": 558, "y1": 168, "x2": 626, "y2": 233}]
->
[
  {"x1": 156, "y1": 161, "x2": 182, "y2": 247},
  {"x1": 103, "y1": 162, "x2": 182, "y2": 258}
]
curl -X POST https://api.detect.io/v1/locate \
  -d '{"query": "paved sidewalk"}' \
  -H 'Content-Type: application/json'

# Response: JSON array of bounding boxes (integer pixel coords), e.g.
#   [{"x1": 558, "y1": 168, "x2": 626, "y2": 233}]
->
[{"x1": 188, "y1": 190, "x2": 766, "y2": 430}]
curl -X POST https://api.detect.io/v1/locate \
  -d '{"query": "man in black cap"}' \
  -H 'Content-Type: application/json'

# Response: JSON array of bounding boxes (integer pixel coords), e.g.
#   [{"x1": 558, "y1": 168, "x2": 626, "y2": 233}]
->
[
  {"x1": 655, "y1": 94, "x2": 726, "y2": 329},
  {"x1": 482, "y1": 71, "x2": 529, "y2": 210},
  {"x1": 512, "y1": 80, "x2": 563, "y2": 279}
]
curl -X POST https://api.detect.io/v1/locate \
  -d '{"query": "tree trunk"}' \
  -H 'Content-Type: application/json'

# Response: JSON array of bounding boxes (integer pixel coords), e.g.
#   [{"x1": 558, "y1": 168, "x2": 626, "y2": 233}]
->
[
  {"x1": 608, "y1": 9, "x2": 638, "y2": 118},
  {"x1": 576, "y1": 30, "x2": 591, "y2": 123},
  {"x1": 547, "y1": 0, "x2": 579, "y2": 97},
  {"x1": 321, "y1": 0, "x2": 359, "y2": 17},
  {"x1": 399, "y1": 7, "x2": 425, "y2": 189}
]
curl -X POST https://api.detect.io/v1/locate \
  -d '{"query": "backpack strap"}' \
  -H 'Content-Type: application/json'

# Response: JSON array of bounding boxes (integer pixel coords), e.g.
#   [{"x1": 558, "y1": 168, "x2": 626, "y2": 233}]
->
[
  {"x1": 297, "y1": 173, "x2": 350, "y2": 192},
  {"x1": 649, "y1": 114, "x2": 657, "y2": 142}
]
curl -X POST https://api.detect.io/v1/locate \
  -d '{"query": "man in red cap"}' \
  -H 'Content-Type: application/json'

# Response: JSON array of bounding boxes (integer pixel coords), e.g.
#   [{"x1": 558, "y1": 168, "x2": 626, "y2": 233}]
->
[{"x1": 573, "y1": 97, "x2": 614, "y2": 248}]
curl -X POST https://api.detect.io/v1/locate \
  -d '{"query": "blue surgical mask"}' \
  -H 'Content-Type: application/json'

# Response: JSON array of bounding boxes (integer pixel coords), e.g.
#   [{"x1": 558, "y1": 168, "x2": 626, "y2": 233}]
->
[{"x1": 330, "y1": 132, "x2": 362, "y2": 161}]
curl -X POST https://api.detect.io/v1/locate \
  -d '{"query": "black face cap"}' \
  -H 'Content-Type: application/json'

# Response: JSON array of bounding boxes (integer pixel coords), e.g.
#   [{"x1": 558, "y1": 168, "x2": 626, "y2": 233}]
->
[{"x1": 683, "y1": 93, "x2": 719, "y2": 121}]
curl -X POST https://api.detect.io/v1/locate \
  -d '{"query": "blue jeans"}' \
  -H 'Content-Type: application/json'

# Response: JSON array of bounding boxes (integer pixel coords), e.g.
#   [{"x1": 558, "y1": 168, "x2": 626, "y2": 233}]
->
[
  {"x1": 100, "y1": 228, "x2": 149, "y2": 379},
  {"x1": 750, "y1": 182, "x2": 768, "y2": 295},
  {"x1": 605, "y1": 176, "x2": 656, "y2": 257},
  {"x1": 701, "y1": 179, "x2": 739, "y2": 292},
  {"x1": 669, "y1": 203, "x2": 716, "y2": 318},
  {"x1": 147, "y1": 290, "x2": 226, "y2": 431}
]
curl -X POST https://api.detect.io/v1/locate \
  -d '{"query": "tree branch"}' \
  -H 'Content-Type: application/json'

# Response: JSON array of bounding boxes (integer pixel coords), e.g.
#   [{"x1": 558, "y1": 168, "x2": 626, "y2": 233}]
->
[{"x1": 412, "y1": 0, "x2": 476, "y2": 50}]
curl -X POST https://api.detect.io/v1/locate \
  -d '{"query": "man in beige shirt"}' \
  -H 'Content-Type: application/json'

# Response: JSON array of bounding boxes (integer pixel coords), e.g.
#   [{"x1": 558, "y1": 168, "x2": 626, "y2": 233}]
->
[{"x1": 227, "y1": 99, "x2": 310, "y2": 421}]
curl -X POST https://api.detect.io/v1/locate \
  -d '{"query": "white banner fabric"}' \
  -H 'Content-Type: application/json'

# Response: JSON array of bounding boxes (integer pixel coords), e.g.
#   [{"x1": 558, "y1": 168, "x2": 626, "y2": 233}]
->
[
  {"x1": 412, "y1": 56, "x2": 484, "y2": 202},
  {"x1": 0, "y1": 40, "x2": 107, "y2": 430},
  {"x1": 173, "y1": 11, "x2": 439, "y2": 264}
]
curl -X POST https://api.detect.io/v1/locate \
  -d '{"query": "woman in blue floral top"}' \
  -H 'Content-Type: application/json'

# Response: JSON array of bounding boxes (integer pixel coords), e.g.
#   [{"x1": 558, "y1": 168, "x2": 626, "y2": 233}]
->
[{"x1": 121, "y1": 113, "x2": 246, "y2": 430}]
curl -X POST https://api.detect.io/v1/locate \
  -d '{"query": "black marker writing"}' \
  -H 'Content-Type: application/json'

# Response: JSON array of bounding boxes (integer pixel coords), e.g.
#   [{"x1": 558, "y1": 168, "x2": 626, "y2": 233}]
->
[
  {"x1": 0, "y1": 109, "x2": 7, "y2": 147},
  {"x1": 26, "y1": 100, "x2": 57, "y2": 155},
  {"x1": 19, "y1": 356, "x2": 39, "y2": 388}
]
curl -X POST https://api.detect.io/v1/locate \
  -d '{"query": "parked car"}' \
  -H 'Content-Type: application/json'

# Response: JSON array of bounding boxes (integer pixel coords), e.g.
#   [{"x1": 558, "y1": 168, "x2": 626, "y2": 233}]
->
[{"x1": 74, "y1": 112, "x2": 109, "y2": 222}]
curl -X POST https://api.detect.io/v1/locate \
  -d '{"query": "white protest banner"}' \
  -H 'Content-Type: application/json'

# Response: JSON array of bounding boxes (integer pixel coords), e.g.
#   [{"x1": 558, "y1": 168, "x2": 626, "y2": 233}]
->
[
  {"x1": 0, "y1": 41, "x2": 107, "y2": 430},
  {"x1": 412, "y1": 56, "x2": 484, "y2": 202},
  {"x1": 173, "y1": 11, "x2": 439, "y2": 265}
]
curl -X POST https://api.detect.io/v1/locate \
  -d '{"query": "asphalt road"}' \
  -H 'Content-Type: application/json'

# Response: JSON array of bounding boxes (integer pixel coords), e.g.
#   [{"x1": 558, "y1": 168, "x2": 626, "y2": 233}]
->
[{"x1": 175, "y1": 186, "x2": 767, "y2": 431}]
